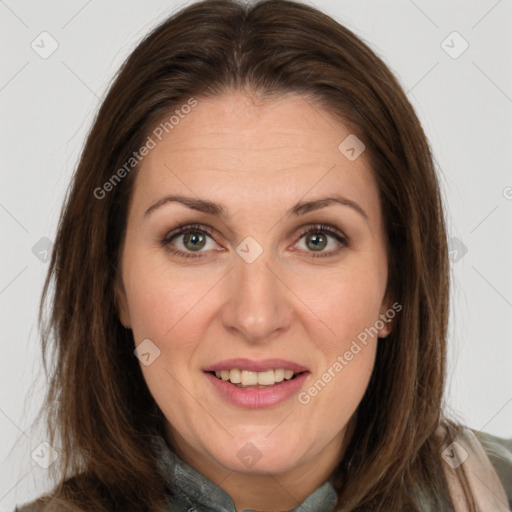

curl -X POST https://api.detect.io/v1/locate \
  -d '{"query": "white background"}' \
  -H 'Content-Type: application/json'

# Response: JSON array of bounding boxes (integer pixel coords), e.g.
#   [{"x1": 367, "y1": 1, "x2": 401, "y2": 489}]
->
[{"x1": 1, "y1": 0, "x2": 511, "y2": 510}]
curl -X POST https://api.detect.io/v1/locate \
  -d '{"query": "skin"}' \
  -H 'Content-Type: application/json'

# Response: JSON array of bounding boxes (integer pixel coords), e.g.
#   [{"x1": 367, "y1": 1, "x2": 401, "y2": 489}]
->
[{"x1": 116, "y1": 91, "x2": 393, "y2": 511}]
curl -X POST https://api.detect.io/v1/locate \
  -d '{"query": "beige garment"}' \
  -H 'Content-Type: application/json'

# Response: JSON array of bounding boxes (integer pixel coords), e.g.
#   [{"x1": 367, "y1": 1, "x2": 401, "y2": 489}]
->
[{"x1": 440, "y1": 426, "x2": 510, "y2": 511}]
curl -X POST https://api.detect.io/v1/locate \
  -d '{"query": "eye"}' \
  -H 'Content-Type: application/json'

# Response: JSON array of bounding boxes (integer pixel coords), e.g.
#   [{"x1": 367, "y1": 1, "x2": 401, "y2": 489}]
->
[
  {"x1": 294, "y1": 223, "x2": 348, "y2": 258},
  {"x1": 160, "y1": 222, "x2": 349, "y2": 260},
  {"x1": 160, "y1": 223, "x2": 217, "y2": 260}
]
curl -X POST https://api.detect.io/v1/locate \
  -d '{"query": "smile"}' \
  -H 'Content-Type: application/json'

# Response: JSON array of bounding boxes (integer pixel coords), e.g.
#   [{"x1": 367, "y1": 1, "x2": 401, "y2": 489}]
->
[
  {"x1": 204, "y1": 370, "x2": 310, "y2": 409},
  {"x1": 211, "y1": 368, "x2": 300, "y2": 388}
]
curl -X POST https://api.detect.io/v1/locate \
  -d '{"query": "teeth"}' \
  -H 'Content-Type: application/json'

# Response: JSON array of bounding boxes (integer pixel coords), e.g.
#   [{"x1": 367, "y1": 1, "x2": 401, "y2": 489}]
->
[
  {"x1": 274, "y1": 368, "x2": 284, "y2": 382},
  {"x1": 257, "y1": 370, "x2": 274, "y2": 385},
  {"x1": 241, "y1": 370, "x2": 258, "y2": 386},
  {"x1": 229, "y1": 368, "x2": 241, "y2": 383},
  {"x1": 213, "y1": 368, "x2": 298, "y2": 387}
]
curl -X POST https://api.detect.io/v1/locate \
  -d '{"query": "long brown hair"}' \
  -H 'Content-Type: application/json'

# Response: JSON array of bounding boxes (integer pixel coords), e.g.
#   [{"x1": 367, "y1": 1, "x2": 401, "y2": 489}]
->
[{"x1": 25, "y1": 0, "x2": 473, "y2": 510}]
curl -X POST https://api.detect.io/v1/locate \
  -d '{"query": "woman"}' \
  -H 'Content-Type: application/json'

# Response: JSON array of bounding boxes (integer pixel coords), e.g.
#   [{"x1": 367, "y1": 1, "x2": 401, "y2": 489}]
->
[{"x1": 16, "y1": 0, "x2": 511, "y2": 510}]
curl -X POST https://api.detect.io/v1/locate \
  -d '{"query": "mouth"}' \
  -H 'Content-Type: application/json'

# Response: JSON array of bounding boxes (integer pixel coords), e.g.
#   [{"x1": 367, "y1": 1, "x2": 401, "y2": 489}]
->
[
  {"x1": 203, "y1": 364, "x2": 311, "y2": 409},
  {"x1": 205, "y1": 368, "x2": 307, "y2": 389},
  {"x1": 203, "y1": 358, "x2": 310, "y2": 390}
]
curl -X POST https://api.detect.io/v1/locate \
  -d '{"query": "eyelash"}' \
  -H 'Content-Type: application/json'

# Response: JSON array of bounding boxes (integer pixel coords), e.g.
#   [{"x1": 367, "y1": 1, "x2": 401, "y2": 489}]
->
[{"x1": 160, "y1": 223, "x2": 349, "y2": 260}]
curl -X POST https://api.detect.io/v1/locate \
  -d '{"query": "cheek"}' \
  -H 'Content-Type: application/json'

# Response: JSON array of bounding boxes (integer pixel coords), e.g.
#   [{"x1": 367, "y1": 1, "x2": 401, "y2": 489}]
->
[
  {"x1": 296, "y1": 267, "x2": 386, "y2": 353},
  {"x1": 311, "y1": 354, "x2": 376, "y2": 432},
  {"x1": 299, "y1": 286, "x2": 379, "y2": 422},
  {"x1": 123, "y1": 248, "x2": 198, "y2": 339},
  {"x1": 124, "y1": 263, "x2": 220, "y2": 376}
]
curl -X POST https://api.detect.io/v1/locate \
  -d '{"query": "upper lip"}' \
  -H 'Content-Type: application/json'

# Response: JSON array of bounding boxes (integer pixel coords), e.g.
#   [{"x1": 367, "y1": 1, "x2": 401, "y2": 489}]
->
[{"x1": 203, "y1": 358, "x2": 309, "y2": 373}]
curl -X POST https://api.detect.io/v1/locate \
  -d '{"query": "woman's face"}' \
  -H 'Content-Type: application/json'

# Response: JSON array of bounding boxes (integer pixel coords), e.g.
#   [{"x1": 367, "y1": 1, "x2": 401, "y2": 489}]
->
[{"x1": 117, "y1": 92, "x2": 392, "y2": 486}]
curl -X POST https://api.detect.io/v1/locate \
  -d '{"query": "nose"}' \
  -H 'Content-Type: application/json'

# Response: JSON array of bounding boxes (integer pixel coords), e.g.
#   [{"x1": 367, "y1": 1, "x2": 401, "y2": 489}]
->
[{"x1": 220, "y1": 248, "x2": 293, "y2": 344}]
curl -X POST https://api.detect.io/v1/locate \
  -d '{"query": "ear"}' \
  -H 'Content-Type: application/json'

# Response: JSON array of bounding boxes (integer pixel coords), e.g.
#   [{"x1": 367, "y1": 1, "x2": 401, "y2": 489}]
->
[
  {"x1": 114, "y1": 278, "x2": 132, "y2": 329},
  {"x1": 377, "y1": 292, "x2": 397, "y2": 338}
]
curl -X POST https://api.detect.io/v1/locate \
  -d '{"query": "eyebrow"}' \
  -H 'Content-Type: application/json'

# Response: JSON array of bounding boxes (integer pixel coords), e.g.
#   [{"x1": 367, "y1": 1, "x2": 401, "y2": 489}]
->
[{"x1": 144, "y1": 193, "x2": 368, "y2": 221}]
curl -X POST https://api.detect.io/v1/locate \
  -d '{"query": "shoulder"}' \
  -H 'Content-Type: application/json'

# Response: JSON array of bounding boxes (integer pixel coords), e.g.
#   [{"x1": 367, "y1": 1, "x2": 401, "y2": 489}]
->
[
  {"x1": 14, "y1": 476, "x2": 91, "y2": 512},
  {"x1": 473, "y1": 429, "x2": 512, "y2": 507},
  {"x1": 14, "y1": 496, "x2": 61, "y2": 512}
]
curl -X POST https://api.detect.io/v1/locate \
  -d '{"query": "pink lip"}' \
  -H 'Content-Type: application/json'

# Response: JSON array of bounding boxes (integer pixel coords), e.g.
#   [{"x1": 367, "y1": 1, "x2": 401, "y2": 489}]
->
[
  {"x1": 204, "y1": 371, "x2": 310, "y2": 409},
  {"x1": 203, "y1": 358, "x2": 309, "y2": 373}
]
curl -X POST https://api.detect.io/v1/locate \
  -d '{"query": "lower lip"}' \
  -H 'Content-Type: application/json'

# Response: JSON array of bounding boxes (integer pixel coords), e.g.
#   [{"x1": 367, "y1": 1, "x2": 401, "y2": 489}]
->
[{"x1": 204, "y1": 371, "x2": 309, "y2": 409}]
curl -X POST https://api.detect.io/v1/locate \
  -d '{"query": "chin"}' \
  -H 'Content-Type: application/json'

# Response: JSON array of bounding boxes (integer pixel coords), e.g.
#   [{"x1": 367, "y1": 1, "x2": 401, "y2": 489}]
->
[{"x1": 208, "y1": 435, "x2": 309, "y2": 475}]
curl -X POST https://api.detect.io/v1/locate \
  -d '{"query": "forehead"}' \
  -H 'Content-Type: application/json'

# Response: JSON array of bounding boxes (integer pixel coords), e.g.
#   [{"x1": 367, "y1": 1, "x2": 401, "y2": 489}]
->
[
  {"x1": 148, "y1": 92, "x2": 358, "y2": 163},
  {"x1": 131, "y1": 92, "x2": 380, "y2": 220}
]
